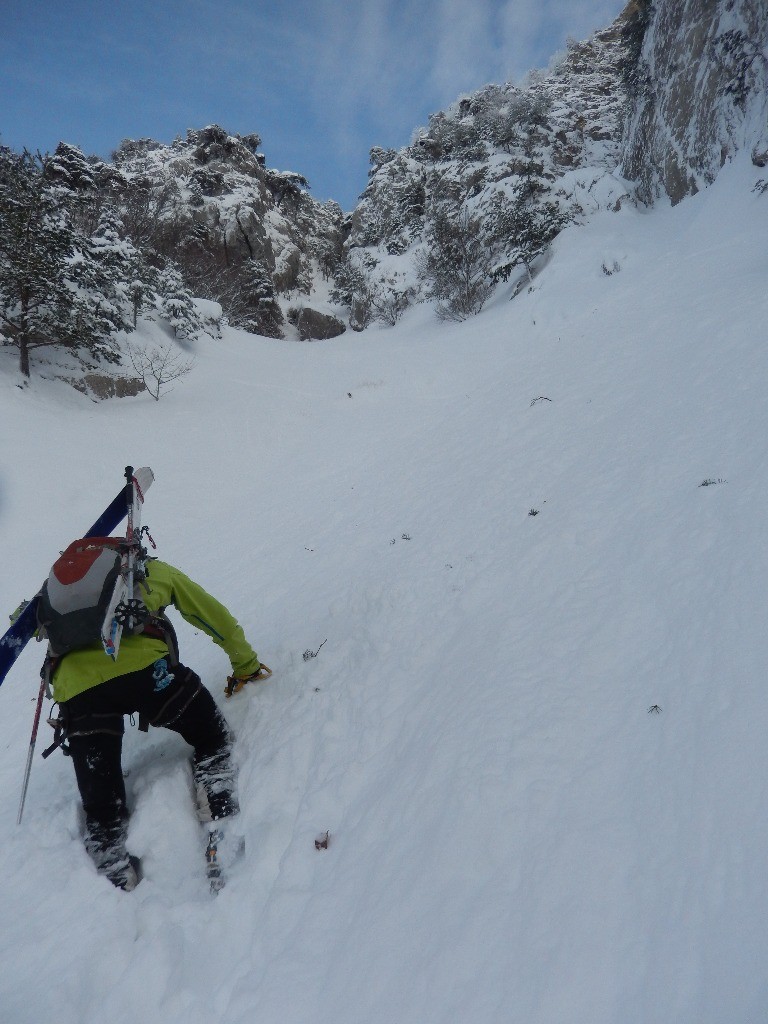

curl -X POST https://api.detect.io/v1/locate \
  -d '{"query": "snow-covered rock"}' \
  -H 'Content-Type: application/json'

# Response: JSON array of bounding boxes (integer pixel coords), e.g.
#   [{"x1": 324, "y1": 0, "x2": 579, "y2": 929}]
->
[
  {"x1": 622, "y1": 0, "x2": 768, "y2": 203},
  {"x1": 111, "y1": 125, "x2": 345, "y2": 336},
  {"x1": 338, "y1": 5, "x2": 636, "y2": 323}
]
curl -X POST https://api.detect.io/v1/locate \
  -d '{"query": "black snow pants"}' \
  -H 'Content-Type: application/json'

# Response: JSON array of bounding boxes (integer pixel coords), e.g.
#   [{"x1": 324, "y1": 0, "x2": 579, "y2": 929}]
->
[{"x1": 61, "y1": 659, "x2": 238, "y2": 874}]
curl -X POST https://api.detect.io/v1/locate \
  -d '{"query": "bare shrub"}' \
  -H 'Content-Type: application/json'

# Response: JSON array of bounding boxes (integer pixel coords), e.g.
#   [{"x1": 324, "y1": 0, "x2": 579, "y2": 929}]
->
[{"x1": 125, "y1": 340, "x2": 195, "y2": 401}]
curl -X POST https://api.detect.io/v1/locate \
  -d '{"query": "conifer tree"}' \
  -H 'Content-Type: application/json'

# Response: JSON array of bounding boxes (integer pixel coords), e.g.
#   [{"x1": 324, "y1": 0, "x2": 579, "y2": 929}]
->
[
  {"x1": 44, "y1": 141, "x2": 98, "y2": 194},
  {"x1": 0, "y1": 147, "x2": 129, "y2": 377},
  {"x1": 231, "y1": 260, "x2": 284, "y2": 338},
  {"x1": 329, "y1": 253, "x2": 379, "y2": 330},
  {"x1": 85, "y1": 206, "x2": 154, "y2": 332},
  {"x1": 154, "y1": 261, "x2": 203, "y2": 339}
]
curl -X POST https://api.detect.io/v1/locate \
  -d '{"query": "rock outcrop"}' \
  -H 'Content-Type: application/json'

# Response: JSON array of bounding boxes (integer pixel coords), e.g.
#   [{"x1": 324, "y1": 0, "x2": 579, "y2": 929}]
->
[
  {"x1": 622, "y1": 0, "x2": 768, "y2": 203},
  {"x1": 290, "y1": 306, "x2": 347, "y2": 341},
  {"x1": 111, "y1": 126, "x2": 345, "y2": 336}
]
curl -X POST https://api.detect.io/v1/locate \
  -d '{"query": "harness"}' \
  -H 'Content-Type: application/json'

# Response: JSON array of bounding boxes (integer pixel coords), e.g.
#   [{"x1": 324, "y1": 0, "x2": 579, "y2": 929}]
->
[{"x1": 42, "y1": 612, "x2": 180, "y2": 758}]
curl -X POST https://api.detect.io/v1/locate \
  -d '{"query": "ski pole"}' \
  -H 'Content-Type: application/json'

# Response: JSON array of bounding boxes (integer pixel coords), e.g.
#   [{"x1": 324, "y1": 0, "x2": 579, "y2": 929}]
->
[{"x1": 17, "y1": 675, "x2": 46, "y2": 825}]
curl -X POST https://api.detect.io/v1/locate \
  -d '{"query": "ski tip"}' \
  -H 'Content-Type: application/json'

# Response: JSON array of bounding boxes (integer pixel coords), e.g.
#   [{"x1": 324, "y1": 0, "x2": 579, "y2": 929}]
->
[
  {"x1": 132, "y1": 468, "x2": 154, "y2": 505},
  {"x1": 134, "y1": 467, "x2": 155, "y2": 490}
]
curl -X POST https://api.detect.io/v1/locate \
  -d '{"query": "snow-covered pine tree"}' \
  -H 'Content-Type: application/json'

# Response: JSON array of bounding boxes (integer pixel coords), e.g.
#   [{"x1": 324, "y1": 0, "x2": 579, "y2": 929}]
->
[
  {"x1": 43, "y1": 141, "x2": 98, "y2": 195},
  {"x1": 128, "y1": 268, "x2": 156, "y2": 329},
  {"x1": 0, "y1": 146, "x2": 129, "y2": 377},
  {"x1": 89, "y1": 206, "x2": 156, "y2": 328},
  {"x1": 43, "y1": 141, "x2": 121, "y2": 237},
  {"x1": 228, "y1": 259, "x2": 284, "y2": 338},
  {"x1": 329, "y1": 252, "x2": 379, "y2": 331},
  {"x1": 154, "y1": 261, "x2": 204, "y2": 339}
]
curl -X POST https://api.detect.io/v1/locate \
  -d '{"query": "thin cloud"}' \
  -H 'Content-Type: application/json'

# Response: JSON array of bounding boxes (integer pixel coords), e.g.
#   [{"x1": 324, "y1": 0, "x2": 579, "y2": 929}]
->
[
  {"x1": 428, "y1": 0, "x2": 500, "y2": 97},
  {"x1": 496, "y1": 0, "x2": 623, "y2": 79},
  {"x1": 301, "y1": 0, "x2": 623, "y2": 138}
]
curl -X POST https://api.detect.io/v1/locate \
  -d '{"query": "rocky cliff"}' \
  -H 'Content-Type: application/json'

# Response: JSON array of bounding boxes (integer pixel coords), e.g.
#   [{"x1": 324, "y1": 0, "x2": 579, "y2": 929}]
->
[
  {"x1": 622, "y1": 0, "x2": 768, "y2": 203},
  {"x1": 335, "y1": 4, "x2": 637, "y2": 324},
  {"x1": 331, "y1": 0, "x2": 766, "y2": 329},
  {"x1": 109, "y1": 125, "x2": 345, "y2": 337},
  {"x1": 14, "y1": 1, "x2": 764, "y2": 356}
]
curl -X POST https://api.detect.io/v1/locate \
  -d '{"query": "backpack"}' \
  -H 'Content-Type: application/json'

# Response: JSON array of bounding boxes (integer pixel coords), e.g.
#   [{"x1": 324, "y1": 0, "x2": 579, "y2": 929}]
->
[{"x1": 37, "y1": 537, "x2": 148, "y2": 657}]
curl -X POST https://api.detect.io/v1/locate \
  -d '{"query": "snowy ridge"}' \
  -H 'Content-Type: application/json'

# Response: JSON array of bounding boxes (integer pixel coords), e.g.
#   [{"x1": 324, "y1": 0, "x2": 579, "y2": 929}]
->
[
  {"x1": 347, "y1": 8, "x2": 632, "y2": 279},
  {"x1": 0, "y1": 154, "x2": 766, "y2": 1023}
]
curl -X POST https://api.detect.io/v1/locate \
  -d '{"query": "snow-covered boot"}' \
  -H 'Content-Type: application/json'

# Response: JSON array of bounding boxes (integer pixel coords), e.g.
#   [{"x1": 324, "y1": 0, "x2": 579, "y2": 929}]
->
[
  {"x1": 84, "y1": 817, "x2": 141, "y2": 892},
  {"x1": 193, "y1": 745, "x2": 239, "y2": 822},
  {"x1": 205, "y1": 816, "x2": 245, "y2": 893}
]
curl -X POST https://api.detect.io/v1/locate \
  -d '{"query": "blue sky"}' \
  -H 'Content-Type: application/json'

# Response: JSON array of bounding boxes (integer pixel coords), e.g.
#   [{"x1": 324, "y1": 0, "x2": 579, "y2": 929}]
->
[{"x1": 1, "y1": 0, "x2": 623, "y2": 210}]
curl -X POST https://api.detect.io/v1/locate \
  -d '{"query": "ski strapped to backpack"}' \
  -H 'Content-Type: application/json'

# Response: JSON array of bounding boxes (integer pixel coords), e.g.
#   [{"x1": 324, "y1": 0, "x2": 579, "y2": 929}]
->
[
  {"x1": 101, "y1": 465, "x2": 150, "y2": 660},
  {"x1": 36, "y1": 467, "x2": 155, "y2": 663},
  {"x1": 0, "y1": 467, "x2": 155, "y2": 690}
]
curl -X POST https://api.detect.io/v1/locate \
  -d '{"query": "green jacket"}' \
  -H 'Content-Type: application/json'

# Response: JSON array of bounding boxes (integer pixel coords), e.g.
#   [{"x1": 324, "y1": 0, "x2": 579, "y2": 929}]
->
[{"x1": 52, "y1": 559, "x2": 260, "y2": 703}]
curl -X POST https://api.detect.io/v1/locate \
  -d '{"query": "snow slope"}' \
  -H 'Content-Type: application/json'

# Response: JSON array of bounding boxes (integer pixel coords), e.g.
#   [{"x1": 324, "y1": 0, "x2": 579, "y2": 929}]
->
[{"x1": 0, "y1": 156, "x2": 766, "y2": 1024}]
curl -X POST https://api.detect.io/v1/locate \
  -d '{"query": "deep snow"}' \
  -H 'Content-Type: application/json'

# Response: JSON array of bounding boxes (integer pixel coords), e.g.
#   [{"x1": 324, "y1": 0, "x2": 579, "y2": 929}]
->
[{"x1": 0, "y1": 156, "x2": 767, "y2": 1024}]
